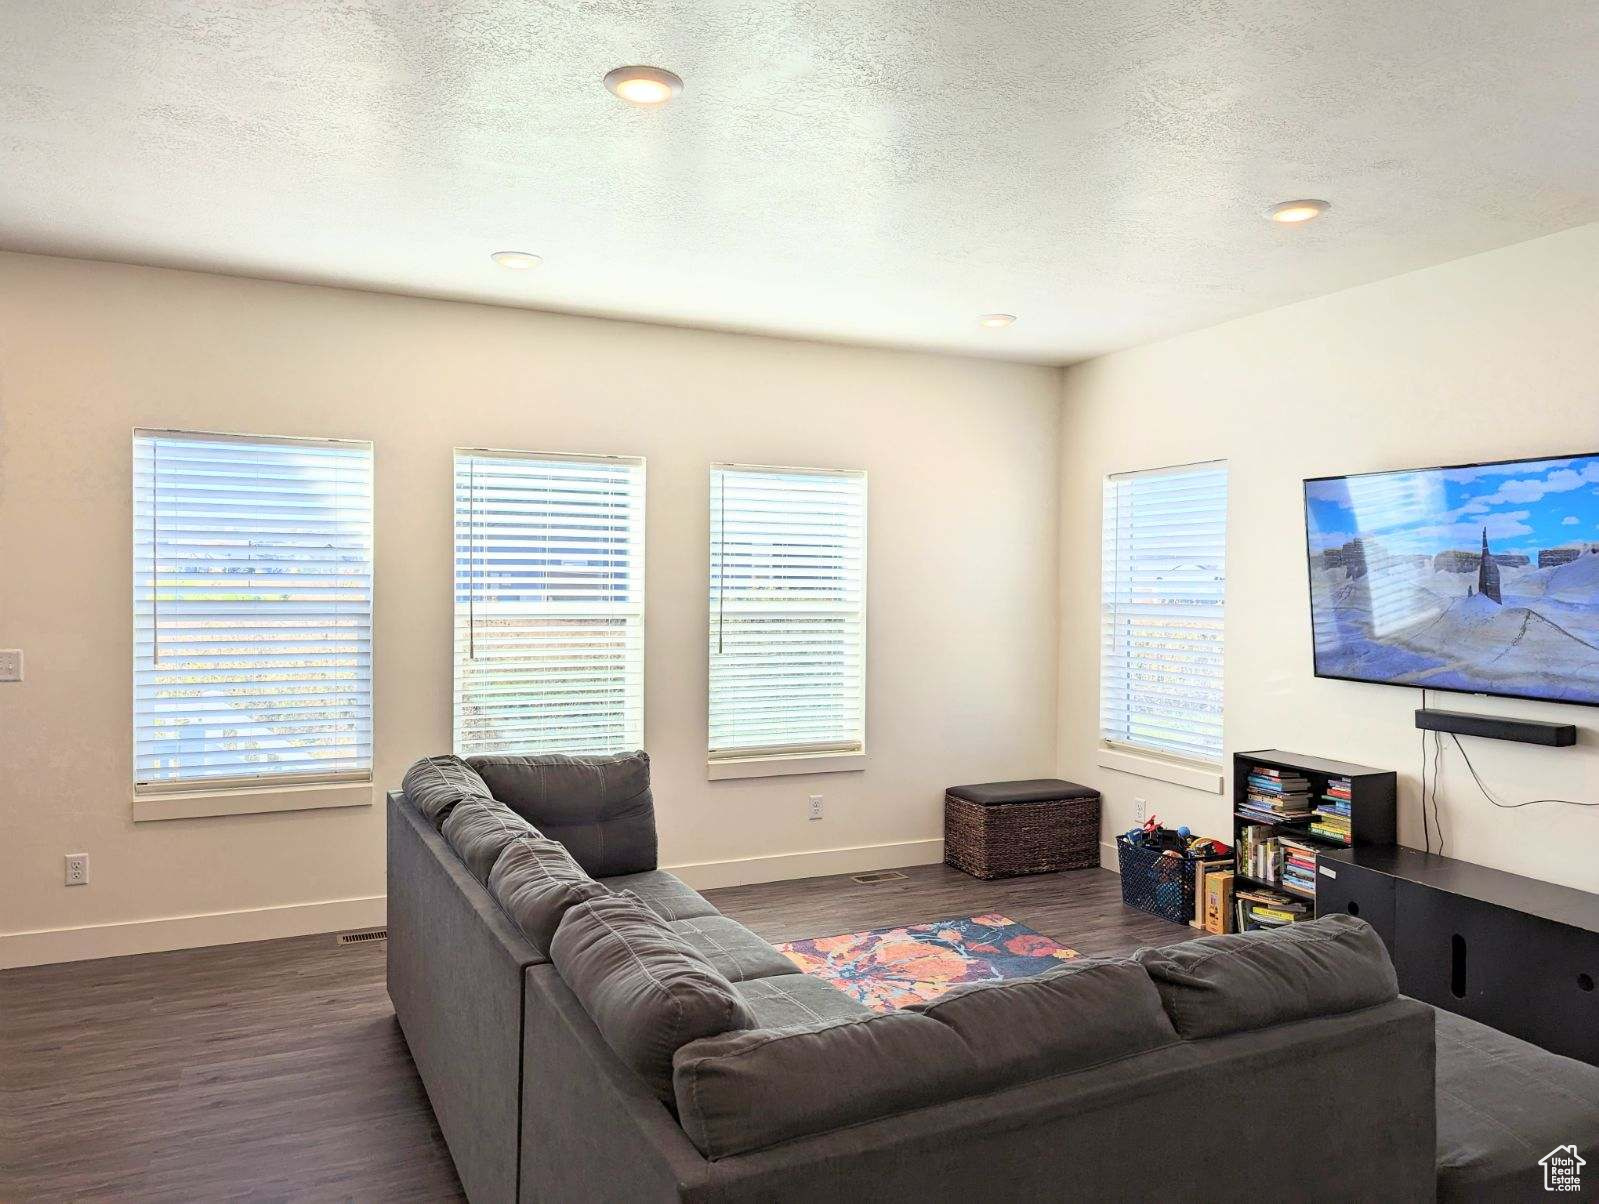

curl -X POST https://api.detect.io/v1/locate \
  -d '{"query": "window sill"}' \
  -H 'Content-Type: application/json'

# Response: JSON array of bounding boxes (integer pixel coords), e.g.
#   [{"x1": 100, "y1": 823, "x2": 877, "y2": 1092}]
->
[
  {"x1": 707, "y1": 752, "x2": 868, "y2": 781},
  {"x1": 1095, "y1": 747, "x2": 1223, "y2": 794},
  {"x1": 131, "y1": 781, "x2": 375, "y2": 822}
]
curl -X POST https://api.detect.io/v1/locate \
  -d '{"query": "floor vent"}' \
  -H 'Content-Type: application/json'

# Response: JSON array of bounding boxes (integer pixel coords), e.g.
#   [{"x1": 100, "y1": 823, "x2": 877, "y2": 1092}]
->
[
  {"x1": 850, "y1": 870, "x2": 909, "y2": 885},
  {"x1": 337, "y1": 929, "x2": 388, "y2": 946}
]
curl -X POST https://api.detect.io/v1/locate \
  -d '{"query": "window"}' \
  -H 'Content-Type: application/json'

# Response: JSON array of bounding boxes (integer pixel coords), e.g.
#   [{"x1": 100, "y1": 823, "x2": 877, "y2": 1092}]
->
[
  {"x1": 133, "y1": 430, "x2": 374, "y2": 792},
  {"x1": 1100, "y1": 461, "x2": 1228, "y2": 765},
  {"x1": 709, "y1": 464, "x2": 867, "y2": 762},
  {"x1": 454, "y1": 449, "x2": 645, "y2": 757}
]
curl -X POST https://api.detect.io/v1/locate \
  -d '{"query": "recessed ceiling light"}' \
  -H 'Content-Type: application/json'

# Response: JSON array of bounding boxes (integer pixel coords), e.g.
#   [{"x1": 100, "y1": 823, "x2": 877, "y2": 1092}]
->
[
  {"x1": 490, "y1": 251, "x2": 542, "y2": 270},
  {"x1": 1267, "y1": 199, "x2": 1330, "y2": 224},
  {"x1": 978, "y1": 313, "x2": 1017, "y2": 328},
  {"x1": 604, "y1": 65, "x2": 684, "y2": 105}
]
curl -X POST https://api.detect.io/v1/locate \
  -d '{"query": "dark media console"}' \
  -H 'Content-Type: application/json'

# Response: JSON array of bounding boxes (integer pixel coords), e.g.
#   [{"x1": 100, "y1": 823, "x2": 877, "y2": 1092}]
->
[
  {"x1": 1317, "y1": 845, "x2": 1599, "y2": 1065},
  {"x1": 1414, "y1": 707, "x2": 1578, "y2": 747}
]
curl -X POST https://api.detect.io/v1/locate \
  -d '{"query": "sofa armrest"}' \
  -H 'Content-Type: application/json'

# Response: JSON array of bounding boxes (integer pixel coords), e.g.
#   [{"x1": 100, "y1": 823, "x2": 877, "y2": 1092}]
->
[
  {"x1": 388, "y1": 790, "x2": 544, "y2": 1204},
  {"x1": 520, "y1": 962, "x2": 715, "y2": 1203}
]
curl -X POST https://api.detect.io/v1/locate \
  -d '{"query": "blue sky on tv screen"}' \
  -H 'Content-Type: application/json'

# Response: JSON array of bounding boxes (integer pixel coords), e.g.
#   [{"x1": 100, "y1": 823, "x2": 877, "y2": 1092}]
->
[{"x1": 1306, "y1": 454, "x2": 1599, "y2": 558}]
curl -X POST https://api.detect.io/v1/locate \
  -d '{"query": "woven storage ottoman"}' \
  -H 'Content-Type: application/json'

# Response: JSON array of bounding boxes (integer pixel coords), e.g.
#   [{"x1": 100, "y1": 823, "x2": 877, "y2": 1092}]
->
[{"x1": 944, "y1": 779, "x2": 1102, "y2": 880}]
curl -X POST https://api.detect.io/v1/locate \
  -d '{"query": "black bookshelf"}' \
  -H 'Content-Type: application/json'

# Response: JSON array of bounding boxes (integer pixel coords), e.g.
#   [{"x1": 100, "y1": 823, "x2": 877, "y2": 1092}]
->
[{"x1": 1231, "y1": 750, "x2": 1397, "y2": 912}]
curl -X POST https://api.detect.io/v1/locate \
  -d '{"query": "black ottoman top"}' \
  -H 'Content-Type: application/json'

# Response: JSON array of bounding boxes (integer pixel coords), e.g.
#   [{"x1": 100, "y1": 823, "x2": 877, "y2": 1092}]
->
[
  {"x1": 1435, "y1": 1008, "x2": 1599, "y2": 1201},
  {"x1": 947, "y1": 779, "x2": 1098, "y2": 806}
]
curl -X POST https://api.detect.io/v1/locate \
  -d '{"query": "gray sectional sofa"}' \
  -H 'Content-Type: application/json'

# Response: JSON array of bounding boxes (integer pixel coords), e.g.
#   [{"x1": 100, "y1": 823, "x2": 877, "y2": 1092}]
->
[{"x1": 389, "y1": 752, "x2": 1599, "y2": 1203}]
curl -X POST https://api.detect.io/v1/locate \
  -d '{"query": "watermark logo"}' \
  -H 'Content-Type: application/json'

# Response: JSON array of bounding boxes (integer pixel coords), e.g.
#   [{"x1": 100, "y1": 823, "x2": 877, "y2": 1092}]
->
[{"x1": 1541, "y1": 1145, "x2": 1585, "y2": 1193}]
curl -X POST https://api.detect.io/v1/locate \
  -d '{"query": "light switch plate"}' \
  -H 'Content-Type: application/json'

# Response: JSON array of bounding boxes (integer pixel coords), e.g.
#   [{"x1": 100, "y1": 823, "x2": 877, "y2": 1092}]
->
[{"x1": 0, "y1": 649, "x2": 22, "y2": 682}]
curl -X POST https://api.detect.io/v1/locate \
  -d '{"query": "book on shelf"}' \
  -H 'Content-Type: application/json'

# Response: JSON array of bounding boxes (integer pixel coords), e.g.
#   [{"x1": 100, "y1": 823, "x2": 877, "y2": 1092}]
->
[
  {"x1": 1244, "y1": 787, "x2": 1313, "y2": 810},
  {"x1": 1249, "y1": 766, "x2": 1310, "y2": 783},
  {"x1": 1278, "y1": 834, "x2": 1319, "y2": 896},
  {"x1": 1235, "y1": 823, "x2": 1289, "y2": 887},
  {"x1": 1243, "y1": 766, "x2": 1314, "y2": 831},
  {"x1": 1247, "y1": 771, "x2": 1311, "y2": 793},
  {"x1": 1237, "y1": 805, "x2": 1309, "y2": 825},
  {"x1": 1233, "y1": 884, "x2": 1312, "y2": 931},
  {"x1": 1309, "y1": 806, "x2": 1352, "y2": 845}
]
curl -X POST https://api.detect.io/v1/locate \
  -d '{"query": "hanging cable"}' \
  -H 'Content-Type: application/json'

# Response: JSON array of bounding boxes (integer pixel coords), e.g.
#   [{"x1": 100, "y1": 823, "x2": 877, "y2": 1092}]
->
[
  {"x1": 1430, "y1": 728, "x2": 1445, "y2": 855},
  {"x1": 1447, "y1": 733, "x2": 1598, "y2": 809},
  {"x1": 1426, "y1": 684, "x2": 1439, "y2": 857}
]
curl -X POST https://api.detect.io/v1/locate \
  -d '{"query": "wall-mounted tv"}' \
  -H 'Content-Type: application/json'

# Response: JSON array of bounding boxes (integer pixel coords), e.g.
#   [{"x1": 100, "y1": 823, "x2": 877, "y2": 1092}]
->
[{"x1": 1304, "y1": 452, "x2": 1599, "y2": 707}]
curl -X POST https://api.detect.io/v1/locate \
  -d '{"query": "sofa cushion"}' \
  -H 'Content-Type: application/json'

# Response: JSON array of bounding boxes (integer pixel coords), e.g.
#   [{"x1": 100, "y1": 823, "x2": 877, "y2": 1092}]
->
[
  {"x1": 596, "y1": 869, "x2": 719, "y2": 922},
  {"x1": 1435, "y1": 1008, "x2": 1599, "y2": 1202},
  {"x1": 1133, "y1": 913, "x2": 1397, "y2": 1039},
  {"x1": 733, "y1": 971, "x2": 874, "y2": 1028},
  {"x1": 466, "y1": 752, "x2": 656, "y2": 878},
  {"x1": 665, "y1": 916, "x2": 801, "y2": 984},
  {"x1": 441, "y1": 798, "x2": 539, "y2": 885},
  {"x1": 550, "y1": 892, "x2": 755, "y2": 1103},
  {"x1": 946, "y1": 778, "x2": 1099, "y2": 805},
  {"x1": 675, "y1": 957, "x2": 1176, "y2": 1158},
  {"x1": 402, "y1": 754, "x2": 494, "y2": 829},
  {"x1": 487, "y1": 835, "x2": 611, "y2": 954}
]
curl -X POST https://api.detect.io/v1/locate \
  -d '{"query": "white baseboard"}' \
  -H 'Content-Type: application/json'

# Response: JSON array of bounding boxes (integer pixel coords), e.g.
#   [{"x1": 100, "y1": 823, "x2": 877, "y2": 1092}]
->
[
  {"x1": 668, "y1": 838, "x2": 945, "y2": 891},
  {"x1": 0, "y1": 895, "x2": 387, "y2": 970},
  {"x1": 4, "y1": 839, "x2": 951, "y2": 966},
  {"x1": 1101, "y1": 840, "x2": 1119, "y2": 872}
]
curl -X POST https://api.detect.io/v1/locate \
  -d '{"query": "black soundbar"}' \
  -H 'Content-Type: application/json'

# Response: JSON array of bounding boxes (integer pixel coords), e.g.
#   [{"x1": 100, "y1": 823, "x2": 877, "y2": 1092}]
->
[{"x1": 1414, "y1": 708, "x2": 1577, "y2": 747}]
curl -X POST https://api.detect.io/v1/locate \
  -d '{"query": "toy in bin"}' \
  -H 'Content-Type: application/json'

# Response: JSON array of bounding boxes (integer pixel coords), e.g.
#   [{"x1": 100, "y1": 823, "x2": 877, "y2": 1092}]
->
[
  {"x1": 1118, "y1": 818, "x2": 1233, "y2": 925},
  {"x1": 1122, "y1": 815, "x2": 1231, "y2": 860}
]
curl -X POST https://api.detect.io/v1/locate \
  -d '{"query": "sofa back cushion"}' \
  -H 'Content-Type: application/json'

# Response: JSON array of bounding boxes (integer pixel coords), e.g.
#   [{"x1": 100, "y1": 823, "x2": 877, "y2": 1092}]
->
[
  {"x1": 441, "y1": 798, "x2": 539, "y2": 884},
  {"x1": 672, "y1": 957, "x2": 1177, "y2": 1159},
  {"x1": 551, "y1": 893, "x2": 754, "y2": 1103},
  {"x1": 1133, "y1": 913, "x2": 1397, "y2": 1039},
  {"x1": 466, "y1": 752, "x2": 656, "y2": 878},
  {"x1": 488, "y1": 835, "x2": 611, "y2": 954},
  {"x1": 402, "y1": 754, "x2": 494, "y2": 829}
]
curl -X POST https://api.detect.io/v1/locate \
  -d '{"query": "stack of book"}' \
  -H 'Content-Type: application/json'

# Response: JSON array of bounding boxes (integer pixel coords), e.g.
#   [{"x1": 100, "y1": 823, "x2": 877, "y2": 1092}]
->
[
  {"x1": 1311, "y1": 776, "x2": 1354, "y2": 845},
  {"x1": 1234, "y1": 884, "x2": 1312, "y2": 931},
  {"x1": 1278, "y1": 834, "x2": 1319, "y2": 897},
  {"x1": 1238, "y1": 766, "x2": 1314, "y2": 824},
  {"x1": 1235, "y1": 823, "x2": 1282, "y2": 887}
]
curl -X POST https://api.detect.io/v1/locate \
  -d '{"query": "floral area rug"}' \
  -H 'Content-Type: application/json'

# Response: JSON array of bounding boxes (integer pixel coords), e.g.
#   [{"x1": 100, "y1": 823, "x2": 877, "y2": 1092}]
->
[{"x1": 775, "y1": 913, "x2": 1079, "y2": 1013}]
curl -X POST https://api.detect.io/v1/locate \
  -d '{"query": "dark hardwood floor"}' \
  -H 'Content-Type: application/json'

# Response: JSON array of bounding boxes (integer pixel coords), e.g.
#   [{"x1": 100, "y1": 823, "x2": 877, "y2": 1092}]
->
[
  {"x1": 1, "y1": 863, "x2": 1184, "y2": 1201},
  {"x1": 707, "y1": 860, "x2": 1183, "y2": 956}
]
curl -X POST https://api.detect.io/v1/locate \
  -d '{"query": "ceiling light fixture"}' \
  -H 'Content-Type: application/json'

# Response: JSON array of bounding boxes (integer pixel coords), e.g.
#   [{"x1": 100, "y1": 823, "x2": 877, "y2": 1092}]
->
[
  {"x1": 490, "y1": 251, "x2": 542, "y2": 270},
  {"x1": 603, "y1": 65, "x2": 684, "y2": 105},
  {"x1": 978, "y1": 313, "x2": 1017, "y2": 328},
  {"x1": 1267, "y1": 199, "x2": 1330, "y2": 224}
]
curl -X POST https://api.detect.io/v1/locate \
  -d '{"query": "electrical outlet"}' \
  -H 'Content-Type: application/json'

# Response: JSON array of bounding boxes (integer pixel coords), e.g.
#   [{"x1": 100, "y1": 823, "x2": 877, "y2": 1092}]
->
[
  {"x1": 807, "y1": 794, "x2": 824, "y2": 822},
  {"x1": 65, "y1": 853, "x2": 89, "y2": 886},
  {"x1": 1134, "y1": 797, "x2": 1147, "y2": 824},
  {"x1": 0, "y1": 649, "x2": 22, "y2": 682}
]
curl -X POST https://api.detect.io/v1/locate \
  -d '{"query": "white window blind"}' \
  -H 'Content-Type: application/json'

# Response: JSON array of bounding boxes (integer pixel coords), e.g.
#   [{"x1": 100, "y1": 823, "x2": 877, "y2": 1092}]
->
[
  {"x1": 454, "y1": 450, "x2": 645, "y2": 757},
  {"x1": 709, "y1": 465, "x2": 866, "y2": 761},
  {"x1": 1100, "y1": 461, "x2": 1228, "y2": 765},
  {"x1": 133, "y1": 430, "x2": 374, "y2": 792}
]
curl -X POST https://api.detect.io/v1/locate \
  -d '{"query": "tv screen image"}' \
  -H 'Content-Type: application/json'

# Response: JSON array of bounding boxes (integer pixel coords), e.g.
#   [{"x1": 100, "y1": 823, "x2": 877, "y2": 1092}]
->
[{"x1": 1304, "y1": 452, "x2": 1599, "y2": 707}]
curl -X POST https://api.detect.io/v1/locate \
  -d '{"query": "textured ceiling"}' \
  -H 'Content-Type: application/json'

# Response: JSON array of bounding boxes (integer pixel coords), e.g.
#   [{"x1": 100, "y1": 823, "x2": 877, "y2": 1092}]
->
[{"x1": 2, "y1": 2, "x2": 1597, "y2": 364}]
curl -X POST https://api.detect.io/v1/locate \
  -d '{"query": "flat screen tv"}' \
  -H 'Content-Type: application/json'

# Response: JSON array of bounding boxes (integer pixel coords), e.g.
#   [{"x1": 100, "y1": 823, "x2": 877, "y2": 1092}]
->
[{"x1": 1304, "y1": 452, "x2": 1599, "y2": 707}]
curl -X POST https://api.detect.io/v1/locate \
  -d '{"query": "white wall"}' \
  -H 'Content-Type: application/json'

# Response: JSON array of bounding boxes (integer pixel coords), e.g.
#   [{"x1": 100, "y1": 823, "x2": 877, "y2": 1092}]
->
[
  {"x1": 0, "y1": 252, "x2": 1061, "y2": 966},
  {"x1": 1058, "y1": 222, "x2": 1599, "y2": 895}
]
